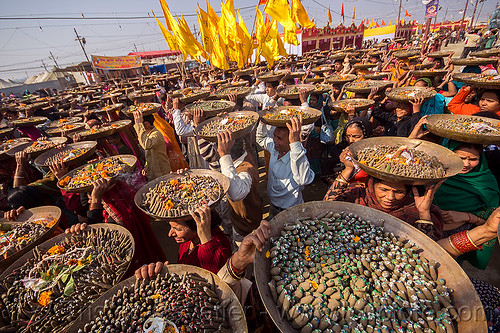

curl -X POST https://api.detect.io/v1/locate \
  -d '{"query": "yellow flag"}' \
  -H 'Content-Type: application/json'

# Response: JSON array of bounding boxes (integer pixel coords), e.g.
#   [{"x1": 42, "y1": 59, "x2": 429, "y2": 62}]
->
[
  {"x1": 238, "y1": 10, "x2": 253, "y2": 64},
  {"x1": 264, "y1": 0, "x2": 296, "y2": 31},
  {"x1": 371, "y1": 19, "x2": 375, "y2": 27},
  {"x1": 197, "y1": 6, "x2": 212, "y2": 54},
  {"x1": 291, "y1": 0, "x2": 315, "y2": 29},
  {"x1": 159, "y1": 0, "x2": 176, "y2": 31},
  {"x1": 388, "y1": 20, "x2": 392, "y2": 26},
  {"x1": 153, "y1": 11, "x2": 179, "y2": 51},
  {"x1": 176, "y1": 14, "x2": 207, "y2": 59},
  {"x1": 352, "y1": 5, "x2": 355, "y2": 20},
  {"x1": 284, "y1": 26, "x2": 299, "y2": 46}
]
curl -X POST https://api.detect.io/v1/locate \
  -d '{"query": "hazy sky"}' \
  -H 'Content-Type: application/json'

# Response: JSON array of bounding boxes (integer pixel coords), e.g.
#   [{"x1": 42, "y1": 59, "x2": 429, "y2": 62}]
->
[{"x1": 0, "y1": 0, "x2": 496, "y2": 80}]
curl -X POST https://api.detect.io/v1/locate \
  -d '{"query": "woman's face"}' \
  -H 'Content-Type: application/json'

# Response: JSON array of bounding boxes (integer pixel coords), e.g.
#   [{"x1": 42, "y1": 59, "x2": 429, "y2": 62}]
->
[
  {"x1": 454, "y1": 147, "x2": 480, "y2": 174},
  {"x1": 479, "y1": 92, "x2": 500, "y2": 112},
  {"x1": 309, "y1": 95, "x2": 318, "y2": 107},
  {"x1": 345, "y1": 125, "x2": 364, "y2": 145},
  {"x1": 395, "y1": 103, "x2": 411, "y2": 118},
  {"x1": 373, "y1": 181, "x2": 407, "y2": 209},
  {"x1": 168, "y1": 221, "x2": 197, "y2": 244}
]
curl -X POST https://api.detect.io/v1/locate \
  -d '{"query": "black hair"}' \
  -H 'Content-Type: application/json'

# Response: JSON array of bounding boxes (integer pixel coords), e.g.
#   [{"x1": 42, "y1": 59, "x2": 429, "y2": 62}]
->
[
  {"x1": 183, "y1": 209, "x2": 222, "y2": 231},
  {"x1": 266, "y1": 81, "x2": 280, "y2": 88},
  {"x1": 8, "y1": 186, "x2": 46, "y2": 209},
  {"x1": 455, "y1": 143, "x2": 483, "y2": 155},
  {"x1": 372, "y1": 177, "x2": 411, "y2": 193},
  {"x1": 480, "y1": 90, "x2": 500, "y2": 103},
  {"x1": 143, "y1": 114, "x2": 155, "y2": 125},
  {"x1": 473, "y1": 111, "x2": 500, "y2": 120},
  {"x1": 239, "y1": 75, "x2": 255, "y2": 86},
  {"x1": 86, "y1": 112, "x2": 100, "y2": 123}
]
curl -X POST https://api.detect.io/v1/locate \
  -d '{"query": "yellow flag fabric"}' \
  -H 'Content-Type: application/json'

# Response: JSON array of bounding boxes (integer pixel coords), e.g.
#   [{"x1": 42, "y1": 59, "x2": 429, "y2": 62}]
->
[
  {"x1": 197, "y1": 6, "x2": 212, "y2": 54},
  {"x1": 352, "y1": 5, "x2": 355, "y2": 20},
  {"x1": 176, "y1": 14, "x2": 207, "y2": 59},
  {"x1": 237, "y1": 10, "x2": 253, "y2": 65},
  {"x1": 388, "y1": 20, "x2": 392, "y2": 26},
  {"x1": 261, "y1": 19, "x2": 287, "y2": 67},
  {"x1": 328, "y1": 4, "x2": 333, "y2": 23},
  {"x1": 159, "y1": 0, "x2": 176, "y2": 32},
  {"x1": 371, "y1": 19, "x2": 375, "y2": 27},
  {"x1": 205, "y1": 2, "x2": 228, "y2": 70},
  {"x1": 153, "y1": 11, "x2": 179, "y2": 51},
  {"x1": 264, "y1": 0, "x2": 296, "y2": 30},
  {"x1": 284, "y1": 26, "x2": 299, "y2": 46},
  {"x1": 291, "y1": 0, "x2": 315, "y2": 28}
]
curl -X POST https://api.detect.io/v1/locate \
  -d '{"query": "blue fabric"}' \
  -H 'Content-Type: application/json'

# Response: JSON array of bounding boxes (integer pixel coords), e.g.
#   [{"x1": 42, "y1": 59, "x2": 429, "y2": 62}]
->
[{"x1": 420, "y1": 93, "x2": 446, "y2": 116}]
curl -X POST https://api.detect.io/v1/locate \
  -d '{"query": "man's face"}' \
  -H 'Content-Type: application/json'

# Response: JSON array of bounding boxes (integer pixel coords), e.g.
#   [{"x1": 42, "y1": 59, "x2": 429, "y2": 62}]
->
[
  {"x1": 273, "y1": 127, "x2": 290, "y2": 154},
  {"x1": 266, "y1": 83, "x2": 276, "y2": 97}
]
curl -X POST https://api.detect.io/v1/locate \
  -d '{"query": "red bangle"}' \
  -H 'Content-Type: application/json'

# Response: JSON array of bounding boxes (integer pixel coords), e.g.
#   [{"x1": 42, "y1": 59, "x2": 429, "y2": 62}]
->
[
  {"x1": 230, "y1": 257, "x2": 245, "y2": 275},
  {"x1": 449, "y1": 230, "x2": 482, "y2": 254}
]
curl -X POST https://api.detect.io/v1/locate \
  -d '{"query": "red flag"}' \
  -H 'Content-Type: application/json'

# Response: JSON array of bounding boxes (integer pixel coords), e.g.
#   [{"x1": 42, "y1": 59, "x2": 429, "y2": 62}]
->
[
  {"x1": 341, "y1": 3, "x2": 345, "y2": 24},
  {"x1": 405, "y1": 10, "x2": 411, "y2": 17},
  {"x1": 382, "y1": 20, "x2": 386, "y2": 26},
  {"x1": 259, "y1": 0, "x2": 267, "y2": 4},
  {"x1": 366, "y1": 18, "x2": 369, "y2": 25},
  {"x1": 264, "y1": 14, "x2": 270, "y2": 27},
  {"x1": 375, "y1": 22, "x2": 380, "y2": 28}
]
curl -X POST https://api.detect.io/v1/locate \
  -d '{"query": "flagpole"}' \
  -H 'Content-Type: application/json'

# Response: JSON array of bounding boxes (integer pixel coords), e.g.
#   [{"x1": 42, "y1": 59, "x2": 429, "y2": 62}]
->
[{"x1": 397, "y1": 0, "x2": 402, "y2": 25}]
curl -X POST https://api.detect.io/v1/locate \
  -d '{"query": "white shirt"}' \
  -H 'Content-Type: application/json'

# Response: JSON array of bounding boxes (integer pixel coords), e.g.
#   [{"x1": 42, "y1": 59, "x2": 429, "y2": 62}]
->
[
  {"x1": 245, "y1": 93, "x2": 284, "y2": 111},
  {"x1": 220, "y1": 152, "x2": 253, "y2": 202},
  {"x1": 256, "y1": 123, "x2": 315, "y2": 208},
  {"x1": 172, "y1": 108, "x2": 193, "y2": 136}
]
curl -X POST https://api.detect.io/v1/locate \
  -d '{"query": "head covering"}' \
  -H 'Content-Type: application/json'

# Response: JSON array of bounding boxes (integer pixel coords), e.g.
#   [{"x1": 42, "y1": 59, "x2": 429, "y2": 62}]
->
[
  {"x1": 344, "y1": 116, "x2": 373, "y2": 139},
  {"x1": 433, "y1": 140, "x2": 500, "y2": 270},
  {"x1": 307, "y1": 93, "x2": 324, "y2": 110},
  {"x1": 434, "y1": 140, "x2": 500, "y2": 217},
  {"x1": 338, "y1": 177, "x2": 444, "y2": 240},
  {"x1": 415, "y1": 77, "x2": 433, "y2": 87},
  {"x1": 453, "y1": 66, "x2": 481, "y2": 90}
]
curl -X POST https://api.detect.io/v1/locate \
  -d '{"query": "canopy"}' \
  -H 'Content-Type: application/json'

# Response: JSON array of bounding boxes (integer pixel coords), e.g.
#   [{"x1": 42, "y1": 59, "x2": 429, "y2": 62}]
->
[{"x1": 127, "y1": 50, "x2": 181, "y2": 59}]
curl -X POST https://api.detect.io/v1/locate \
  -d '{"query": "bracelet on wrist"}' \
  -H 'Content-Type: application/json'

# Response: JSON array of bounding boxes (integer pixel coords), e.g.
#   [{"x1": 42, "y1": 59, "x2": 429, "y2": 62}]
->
[
  {"x1": 226, "y1": 258, "x2": 244, "y2": 280},
  {"x1": 449, "y1": 230, "x2": 482, "y2": 254}
]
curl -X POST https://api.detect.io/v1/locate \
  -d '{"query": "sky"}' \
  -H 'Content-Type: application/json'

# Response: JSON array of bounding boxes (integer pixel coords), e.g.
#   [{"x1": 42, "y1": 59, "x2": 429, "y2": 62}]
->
[{"x1": 0, "y1": 0, "x2": 497, "y2": 81}]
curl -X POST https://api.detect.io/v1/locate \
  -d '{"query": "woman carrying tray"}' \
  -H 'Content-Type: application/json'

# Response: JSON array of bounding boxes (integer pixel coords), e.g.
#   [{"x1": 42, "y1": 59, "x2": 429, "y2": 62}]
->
[{"x1": 448, "y1": 86, "x2": 500, "y2": 117}]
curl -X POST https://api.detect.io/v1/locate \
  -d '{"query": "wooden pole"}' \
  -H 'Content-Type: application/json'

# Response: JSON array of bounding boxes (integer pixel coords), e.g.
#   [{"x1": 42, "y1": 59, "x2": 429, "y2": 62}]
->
[{"x1": 457, "y1": 0, "x2": 470, "y2": 40}]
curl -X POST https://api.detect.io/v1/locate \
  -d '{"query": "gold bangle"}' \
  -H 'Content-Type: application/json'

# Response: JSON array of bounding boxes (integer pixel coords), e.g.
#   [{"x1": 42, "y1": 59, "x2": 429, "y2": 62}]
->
[
  {"x1": 415, "y1": 219, "x2": 434, "y2": 225},
  {"x1": 335, "y1": 177, "x2": 348, "y2": 184},
  {"x1": 448, "y1": 236, "x2": 460, "y2": 253},
  {"x1": 466, "y1": 231, "x2": 481, "y2": 250}
]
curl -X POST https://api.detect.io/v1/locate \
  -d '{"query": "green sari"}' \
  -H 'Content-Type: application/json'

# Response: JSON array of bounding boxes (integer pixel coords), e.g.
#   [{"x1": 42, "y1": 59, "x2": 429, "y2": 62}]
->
[{"x1": 434, "y1": 140, "x2": 500, "y2": 269}]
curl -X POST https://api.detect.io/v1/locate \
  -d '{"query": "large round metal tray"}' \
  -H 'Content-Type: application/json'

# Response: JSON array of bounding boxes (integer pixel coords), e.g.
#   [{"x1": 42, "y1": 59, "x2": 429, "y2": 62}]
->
[
  {"x1": 34, "y1": 141, "x2": 97, "y2": 167},
  {"x1": 0, "y1": 206, "x2": 61, "y2": 272},
  {"x1": 303, "y1": 77, "x2": 325, "y2": 83},
  {"x1": 0, "y1": 223, "x2": 135, "y2": 332},
  {"x1": 127, "y1": 92, "x2": 155, "y2": 103},
  {"x1": 179, "y1": 91, "x2": 211, "y2": 104},
  {"x1": 98, "y1": 103, "x2": 124, "y2": 114},
  {"x1": 0, "y1": 128, "x2": 14, "y2": 138},
  {"x1": 311, "y1": 83, "x2": 332, "y2": 94},
  {"x1": 6, "y1": 137, "x2": 67, "y2": 159},
  {"x1": 122, "y1": 103, "x2": 162, "y2": 116},
  {"x1": 452, "y1": 73, "x2": 500, "y2": 88},
  {"x1": 109, "y1": 119, "x2": 132, "y2": 132},
  {"x1": 258, "y1": 72, "x2": 286, "y2": 82},
  {"x1": 349, "y1": 136, "x2": 463, "y2": 185},
  {"x1": 326, "y1": 74, "x2": 357, "y2": 85},
  {"x1": 46, "y1": 117, "x2": 83, "y2": 128},
  {"x1": 215, "y1": 86, "x2": 252, "y2": 99},
  {"x1": 427, "y1": 51, "x2": 454, "y2": 58},
  {"x1": 194, "y1": 111, "x2": 259, "y2": 142},
  {"x1": 331, "y1": 98, "x2": 375, "y2": 113},
  {"x1": 77, "y1": 125, "x2": 115, "y2": 141},
  {"x1": 254, "y1": 201, "x2": 486, "y2": 333},
  {"x1": 57, "y1": 154, "x2": 137, "y2": 193},
  {"x1": 234, "y1": 68, "x2": 254, "y2": 76},
  {"x1": 277, "y1": 84, "x2": 315, "y2": 99},
  {"x1": 452, "y1": 58, "x2": 497, "y2": 66},
  {"x1": 258, "y1": 106, "x2": 322, "y2": 128},
  {"x1": 0, "y1": 138, "x2": 31, "y2": 161},
  {"x1": 185, "y1": 100, "x2": 236, "y2": 118},
  {"x1": 362, "y1": 72, "x2": 390, "y2": 80},
  {"x1": 386, "y1": 86, "x2": 437, "y2": 103},
  {"x1": 411, "y1": 69, "x2": 449, "y2": 77},
  {"x1": 134, "y1": 169, "x2": 230, "y2": 221},
  {"x1": 344, "y1": 80, "x2": 392, "y2": 93},
  {"x1": 353, "y1": 63, "x2": 377, "y2": 70},
  {"x1": 45, "y1": 122, "x2": 86, "y2": 137},
  {"x1": 66, "y1": 264, "x2": 247, "y2": 333},
  {"x1": 12, "y1": 116, "x2": 47, "y2": 128},
  {"x1": 426, "y1": 114, "x2": 500, "y2": 145},
  {"x1": 311, "y1": 66, "x2": 331, "y2": 74},
  {"x1": 469, "y1": 49, "x2": 499, "y2": 58},
  {"x1": 393, "y1": 49, "x2": 420, "y2": 59}
]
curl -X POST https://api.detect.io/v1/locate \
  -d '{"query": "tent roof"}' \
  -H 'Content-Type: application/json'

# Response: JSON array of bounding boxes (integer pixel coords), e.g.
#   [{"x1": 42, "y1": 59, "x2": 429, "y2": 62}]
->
[{"x1": 128, "y1": 50, "x2": 181, "y2": 59}]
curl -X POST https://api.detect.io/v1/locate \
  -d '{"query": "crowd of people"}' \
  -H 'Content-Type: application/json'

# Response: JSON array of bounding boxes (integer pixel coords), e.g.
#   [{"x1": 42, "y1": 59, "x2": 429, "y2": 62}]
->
[{"x1": 1, "y1": 32, "x2": 500, "y2": 331}]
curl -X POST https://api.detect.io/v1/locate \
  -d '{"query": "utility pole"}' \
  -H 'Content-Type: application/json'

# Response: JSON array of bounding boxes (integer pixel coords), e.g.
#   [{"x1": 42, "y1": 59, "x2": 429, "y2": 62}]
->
[
  {"x1": 469, "y1": 0, "x2": 479, "y2": 28},
  {"x1": 397, "y1": 0, "x2": 402, "y2": 25},
  {"x1": 457, "y1": 0, "x2": 469, "y2": 40},
  {"x1": 74, "y1": 28, "x2": 90, "y2": 62},
  {"x1": 41, "y1": 60, "x2": 48, "y2": 71},
  {"x1": 48, "y1": 51, "x2": 59, "y2": 68}
]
